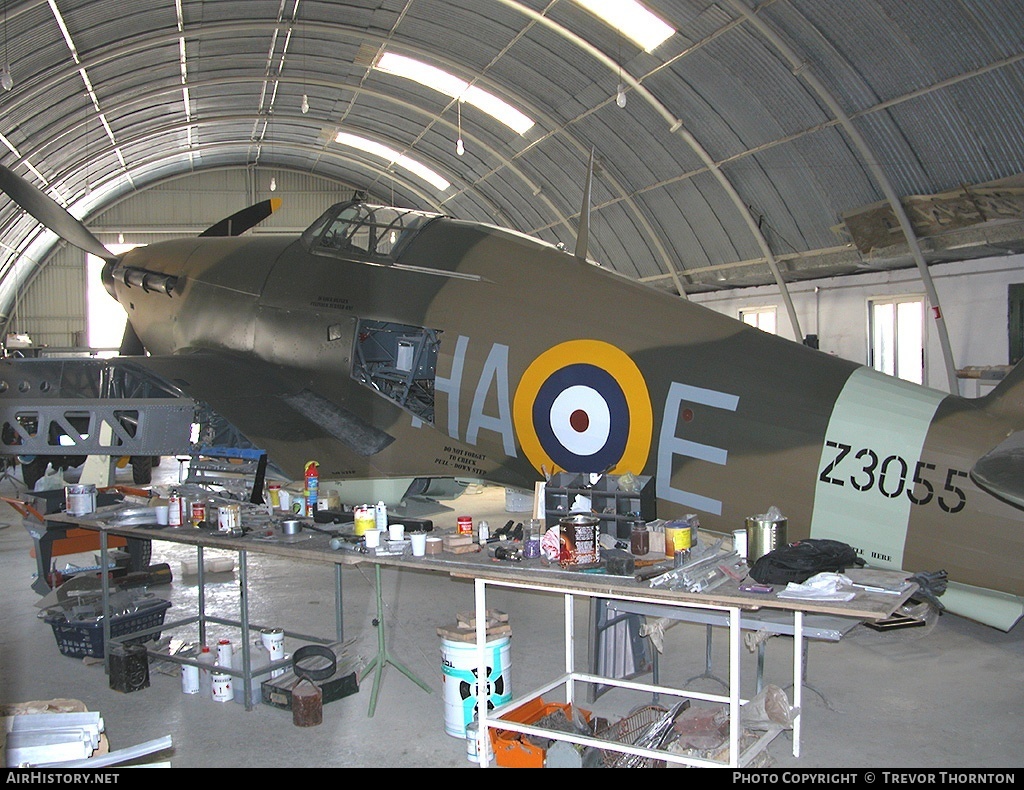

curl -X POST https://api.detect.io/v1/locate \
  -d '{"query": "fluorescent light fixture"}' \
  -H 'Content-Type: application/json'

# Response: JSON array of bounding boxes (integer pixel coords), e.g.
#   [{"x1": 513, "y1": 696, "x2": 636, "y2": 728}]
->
[
  {"x1": 335, "y1": 131, "x2": 450, "y2": 191},
  {"x1": 573, "y1": 0, "x2": 675, "y2": 52},
  {"x1": 376, "y1": 52, "x2": 534, "y2": 135}
]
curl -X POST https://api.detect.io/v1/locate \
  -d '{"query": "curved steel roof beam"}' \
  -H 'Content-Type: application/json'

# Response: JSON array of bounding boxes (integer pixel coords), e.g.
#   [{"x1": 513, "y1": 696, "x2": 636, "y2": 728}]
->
[
  {"x1": 1, "y1": 21, "x2": 580, "y2": 239},
  {"x1": 3, "y1": 87, "x2": 550, "y2": 239},
  {"x1": 728, "y1": 0, "x2": 957, "y2": 391},
  {"x1": 3, "y1": 16, "x2": 683, "y2": 290},
  {"x1": 495, "y1": 0, "x2": 801, "y2": 336}
]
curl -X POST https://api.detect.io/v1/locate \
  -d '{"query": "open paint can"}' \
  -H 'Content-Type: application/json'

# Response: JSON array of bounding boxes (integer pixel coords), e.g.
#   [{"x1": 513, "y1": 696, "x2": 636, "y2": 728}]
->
[
  {"x1": 745, "y1": 516, "x2": 788, "y2": 563},
  {"x1": 65, "y1": 484, "x2": 97, "y2": 516}
]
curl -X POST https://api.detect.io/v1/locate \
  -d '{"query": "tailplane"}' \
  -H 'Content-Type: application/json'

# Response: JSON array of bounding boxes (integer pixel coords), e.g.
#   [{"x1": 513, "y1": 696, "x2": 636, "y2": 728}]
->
[{"x1": 970, "y1": 360, "x2": 1024, "y2": 509}]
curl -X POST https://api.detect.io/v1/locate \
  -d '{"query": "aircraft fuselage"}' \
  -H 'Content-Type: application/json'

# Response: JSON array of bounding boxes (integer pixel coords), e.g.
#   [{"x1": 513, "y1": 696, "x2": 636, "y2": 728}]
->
[{"x1": 111, "y1": 205, "x2": 1024, "y2": 623}]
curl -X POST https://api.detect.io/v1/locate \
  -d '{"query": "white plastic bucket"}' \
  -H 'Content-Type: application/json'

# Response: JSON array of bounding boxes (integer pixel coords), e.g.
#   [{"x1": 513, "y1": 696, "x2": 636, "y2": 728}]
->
[{"x1": 441, "y1": 636, "x2": 512, "y2": 738}]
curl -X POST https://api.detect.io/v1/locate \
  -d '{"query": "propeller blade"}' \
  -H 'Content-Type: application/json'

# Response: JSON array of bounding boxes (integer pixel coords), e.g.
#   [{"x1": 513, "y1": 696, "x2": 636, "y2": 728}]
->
[
  {"x1": 0, "y1": 163, "x2": 118, "y2": 263},
  {"x1": 199, "y1": 198, "x2": 282, "y2": 237}
]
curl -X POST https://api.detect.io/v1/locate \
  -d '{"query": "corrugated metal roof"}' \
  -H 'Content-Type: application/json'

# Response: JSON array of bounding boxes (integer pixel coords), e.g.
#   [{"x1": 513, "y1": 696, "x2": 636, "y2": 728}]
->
[{"x1": 2, "y1": 0, "x2": 1024, "y2": 323}]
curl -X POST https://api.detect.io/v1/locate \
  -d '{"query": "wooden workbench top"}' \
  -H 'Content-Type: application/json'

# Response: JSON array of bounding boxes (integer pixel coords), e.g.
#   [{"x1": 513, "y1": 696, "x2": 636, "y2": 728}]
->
[{"x1": 48, "y1": 506, "x2": 917, "y2": 622}]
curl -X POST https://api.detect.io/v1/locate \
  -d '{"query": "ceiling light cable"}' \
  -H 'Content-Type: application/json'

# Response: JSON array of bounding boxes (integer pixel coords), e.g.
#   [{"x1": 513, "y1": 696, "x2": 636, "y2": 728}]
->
[
  {"x1": 1, "y1": 1, "x2": 12, "y2": 91},
  {"x1": 456, "y1": 99, "x2": 465, "y2": 156},
  {"x1": 300, "y1": 18, "x2": 308, "y2": 113},
  {"x1": 615, "y1": 37, "x2": 625, "y2": 108}
]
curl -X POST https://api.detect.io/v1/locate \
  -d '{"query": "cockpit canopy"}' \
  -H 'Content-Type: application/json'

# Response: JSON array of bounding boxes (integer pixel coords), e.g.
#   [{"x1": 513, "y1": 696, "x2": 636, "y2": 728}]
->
[{"x1": 301, "y1": 200, "x2": 443, "y2": 261}]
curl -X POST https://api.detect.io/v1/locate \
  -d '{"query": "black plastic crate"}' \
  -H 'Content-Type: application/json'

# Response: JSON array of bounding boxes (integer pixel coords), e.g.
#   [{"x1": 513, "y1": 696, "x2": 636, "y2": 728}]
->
[{"x1": 44, "y1": 598, "x2": 172, "y2": 659}]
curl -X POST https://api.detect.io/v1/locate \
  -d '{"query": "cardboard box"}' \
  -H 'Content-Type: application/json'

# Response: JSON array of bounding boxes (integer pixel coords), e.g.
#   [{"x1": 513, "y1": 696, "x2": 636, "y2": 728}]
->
[{"x1": 261, "y1": 651, "x2": 359, "y2": 710}]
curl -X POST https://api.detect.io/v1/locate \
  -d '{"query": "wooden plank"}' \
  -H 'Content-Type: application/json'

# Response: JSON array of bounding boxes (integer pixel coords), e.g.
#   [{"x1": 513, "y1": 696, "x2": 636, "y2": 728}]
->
[
  {"x1": 456, "y1": 609, "x2": 508, "y2": 629},
  {"x1": 436, "y1": 623, "x2": 512, "y2": 642}
]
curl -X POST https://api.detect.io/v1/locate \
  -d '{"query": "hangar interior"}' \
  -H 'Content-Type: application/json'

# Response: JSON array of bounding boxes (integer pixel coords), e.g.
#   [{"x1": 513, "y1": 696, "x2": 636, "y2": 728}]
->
[{"x1": 1, "y1": 0, "x2": 1024, "y2": 770}]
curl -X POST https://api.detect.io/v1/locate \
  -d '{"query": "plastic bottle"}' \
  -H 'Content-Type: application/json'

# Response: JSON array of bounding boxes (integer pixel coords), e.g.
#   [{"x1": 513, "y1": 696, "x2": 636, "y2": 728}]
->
[
  {"x1": 477, "y1": 519, "x2": 489, "y2": 546},
  {"x1": 304, "y1": 461, "x2": 319, "y2": 517},
  {"x1": 374, "y1": 500, "x2": 388, "y2": 531},
  {"x1": 216, "y1": 637, "x2": 233, "y2": 668},
  {"x1": 197, "y1": 644, "x2": 217, "y2": 698},
  {"x1": 233, "y1": 640, "x2": 271, "y2": 706},
  {"x1": 168, "y1": 488, "x2": 182, "y2": 527}
]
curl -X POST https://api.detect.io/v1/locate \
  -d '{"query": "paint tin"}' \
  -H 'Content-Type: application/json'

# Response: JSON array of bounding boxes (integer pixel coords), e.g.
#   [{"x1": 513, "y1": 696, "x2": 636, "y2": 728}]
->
[
  {"x1": 353, "y1": 505, "x2": 374, "y2": 536},
  {"x1": 745, "y1": 516, "x2": 788, "y2": 564},
  {"x1": 457, "y1": 515, "x2": 473, "y2": 536},
  {"x1": 211, "y1": 671, "x2": 233, "y2": 702},
  {"x1": 218, "y1": 504, "x2": 241, "y2": 532},
  {"x1": 180, "y1": 663, "x2": 200, "y2": 695},
  {"x1": 664, "y1": 520, "x2": 693, "y2": 559},
  {"x1": 261, "y1": 628, "x2": 286, "y2": 679},
  {"x1": 558, "y1": 514, "x2": 600, "y2": 566},
  {"x1": 64, "y1": 484, "x2": 97, "y2": 516},
  {"x1": 466, "y1": 720, "x2": 494, "y2": 763},
  {"x1": 425, "y1": 537, "x2": 443, "y2": 555},
  {"x1": 191, "y1": 501, "x2": 206, "y2": 528}
]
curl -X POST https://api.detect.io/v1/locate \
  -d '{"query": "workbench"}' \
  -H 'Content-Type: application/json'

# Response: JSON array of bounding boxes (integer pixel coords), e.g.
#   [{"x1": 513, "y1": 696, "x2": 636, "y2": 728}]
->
[{"x1": 47, "y1": 505, "x2": 917, "y2": 767}]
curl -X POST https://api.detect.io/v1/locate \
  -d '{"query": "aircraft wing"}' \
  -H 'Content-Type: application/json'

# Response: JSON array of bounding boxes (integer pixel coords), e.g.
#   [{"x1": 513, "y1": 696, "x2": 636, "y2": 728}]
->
[
  {"x1": 126, "y1": 351, "x2": 396, "y2": 480},
  {"x1": 970, "y1": 430, "x2": 1024, "y2": 510}
]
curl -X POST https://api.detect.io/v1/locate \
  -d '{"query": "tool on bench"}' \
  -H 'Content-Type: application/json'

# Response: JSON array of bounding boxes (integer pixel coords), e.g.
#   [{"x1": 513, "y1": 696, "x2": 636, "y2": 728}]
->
[{"x1": 490, "y1": 544, "x2": 522, "y2": 563}]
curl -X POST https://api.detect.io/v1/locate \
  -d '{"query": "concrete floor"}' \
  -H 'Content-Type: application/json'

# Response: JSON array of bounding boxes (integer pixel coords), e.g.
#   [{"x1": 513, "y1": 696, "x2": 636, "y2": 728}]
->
[{"x1": 1, "y1": 459, "x2": 1022, "y2": 769}]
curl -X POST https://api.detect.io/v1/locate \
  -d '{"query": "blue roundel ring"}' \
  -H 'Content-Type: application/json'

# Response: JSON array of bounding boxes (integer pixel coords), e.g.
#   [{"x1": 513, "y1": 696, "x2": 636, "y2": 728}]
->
[
  {"x1": 531, "y1": 363, "x2": 629, "y2": 472},
  {"x1": 513, "y1": 339, "x2": 653, "y2": 477}
]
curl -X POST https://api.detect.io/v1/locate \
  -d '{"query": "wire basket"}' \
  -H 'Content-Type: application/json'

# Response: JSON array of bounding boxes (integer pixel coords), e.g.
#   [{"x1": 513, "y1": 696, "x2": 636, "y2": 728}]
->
[{"x1": 597, "y1": 705, "x2": 673, "y2": 768}]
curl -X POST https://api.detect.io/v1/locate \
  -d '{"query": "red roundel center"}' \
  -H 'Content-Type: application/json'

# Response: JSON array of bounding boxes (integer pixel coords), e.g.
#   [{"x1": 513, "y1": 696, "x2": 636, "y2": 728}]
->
[{"x1": 570, "y1": 409, "x2": 590, "y2": 433}]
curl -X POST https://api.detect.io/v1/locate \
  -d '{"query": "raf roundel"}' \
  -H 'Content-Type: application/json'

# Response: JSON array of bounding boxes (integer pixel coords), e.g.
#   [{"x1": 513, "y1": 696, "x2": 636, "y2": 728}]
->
[{"x1": 513, "y1": 339, "x2": 652, "y2": 475}]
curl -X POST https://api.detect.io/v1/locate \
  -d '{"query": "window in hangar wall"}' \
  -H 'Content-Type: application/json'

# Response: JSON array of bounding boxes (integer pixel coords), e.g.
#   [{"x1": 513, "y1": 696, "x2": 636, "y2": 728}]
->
[
  {"x1": 739, "y1": 305, "x2": 777, "y2": 334},
  {"x1": 87, "y1": 246, "x2": 138, "y2": 357},
  {"x1": 869, "y1": 296, "x2": 924, "y2": 385}
]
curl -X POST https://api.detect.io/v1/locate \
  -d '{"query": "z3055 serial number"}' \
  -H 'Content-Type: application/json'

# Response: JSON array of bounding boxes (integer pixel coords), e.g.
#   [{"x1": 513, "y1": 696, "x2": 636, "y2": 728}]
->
[{"x1": 819, "y1": 441, "x2": 967, "y2": 513}]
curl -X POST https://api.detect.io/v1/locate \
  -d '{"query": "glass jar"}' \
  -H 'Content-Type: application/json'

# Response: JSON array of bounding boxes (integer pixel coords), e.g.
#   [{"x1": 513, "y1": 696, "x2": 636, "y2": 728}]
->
[
  {"x1": 524, "y1": 518, "x2": 542, "y2": 559},
  {"x1": 630, "y1": 521, "x2": 649, "y2": 556}
]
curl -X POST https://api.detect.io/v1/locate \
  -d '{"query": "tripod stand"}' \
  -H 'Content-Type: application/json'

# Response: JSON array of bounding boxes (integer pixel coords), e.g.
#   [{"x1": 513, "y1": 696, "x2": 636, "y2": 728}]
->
[{"x1": 0, "y1": 457, "x2": 25, "y2": 493}]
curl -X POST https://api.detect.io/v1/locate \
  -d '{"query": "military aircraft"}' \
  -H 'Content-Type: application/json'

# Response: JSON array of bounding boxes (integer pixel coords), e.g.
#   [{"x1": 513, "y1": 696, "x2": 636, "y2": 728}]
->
[{"x1": 1, "y1": 160, "x2": 1023, "y2": 631}]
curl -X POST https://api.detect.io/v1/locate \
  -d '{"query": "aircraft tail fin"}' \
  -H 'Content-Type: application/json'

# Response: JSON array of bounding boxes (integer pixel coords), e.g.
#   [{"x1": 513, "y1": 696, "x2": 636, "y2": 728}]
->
[
  {"x1": 970, "y1": 361, "x2": 1024, "y2": 509},
  {"x1": 979, "y1": 359, "x2": 1024, "y2": 419}
]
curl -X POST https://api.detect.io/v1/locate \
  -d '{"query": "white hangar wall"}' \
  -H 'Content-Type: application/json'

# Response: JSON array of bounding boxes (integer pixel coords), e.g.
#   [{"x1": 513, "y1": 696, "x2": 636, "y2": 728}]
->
[{"x1": 689, "y1": 255, "x2": 1024, "y2": 397}]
